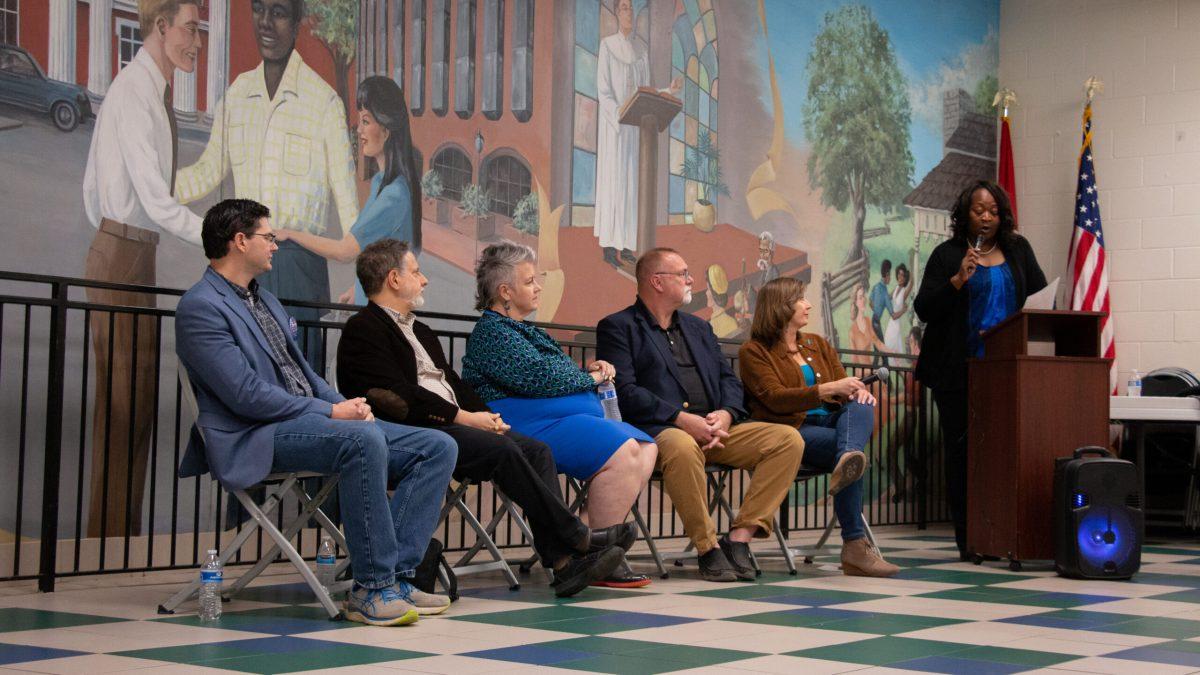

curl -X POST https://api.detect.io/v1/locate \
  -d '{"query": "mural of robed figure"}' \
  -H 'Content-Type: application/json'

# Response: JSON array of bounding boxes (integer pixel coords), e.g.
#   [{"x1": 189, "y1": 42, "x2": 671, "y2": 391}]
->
[
  {"x1": 175, "y1": 0, "x2": 359, "y2": 367},
  {"x1": 593, "y1": 0, "x2": 679, "y2": 269},
  {"x1": 80, "y1": 0, "x2": 204, "y2": 538}
]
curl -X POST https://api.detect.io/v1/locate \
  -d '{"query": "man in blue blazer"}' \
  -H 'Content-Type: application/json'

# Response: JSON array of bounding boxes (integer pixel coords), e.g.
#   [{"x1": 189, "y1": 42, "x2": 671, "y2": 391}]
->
[
  {"x1": 596, "y1": 248, "x2": 804, "y2": 583},
  {"x1": 175, "y1": 199, "x2": 457, "y2": 626}
]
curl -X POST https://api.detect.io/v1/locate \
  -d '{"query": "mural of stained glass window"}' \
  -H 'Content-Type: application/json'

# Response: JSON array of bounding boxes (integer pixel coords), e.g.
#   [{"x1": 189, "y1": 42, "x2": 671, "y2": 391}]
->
[
  {"x1": 669, "y1": 0, "x2": 719, "y2": 225},
  {"x1": 570, "y1": 0, "x2": 648, "y2": 229}
]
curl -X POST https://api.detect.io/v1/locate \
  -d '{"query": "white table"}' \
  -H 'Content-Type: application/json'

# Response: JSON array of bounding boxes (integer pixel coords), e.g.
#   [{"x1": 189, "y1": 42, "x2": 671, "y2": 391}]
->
[{"x1": 1110, "y1": 396, "x2": 1200, "y2": 527}]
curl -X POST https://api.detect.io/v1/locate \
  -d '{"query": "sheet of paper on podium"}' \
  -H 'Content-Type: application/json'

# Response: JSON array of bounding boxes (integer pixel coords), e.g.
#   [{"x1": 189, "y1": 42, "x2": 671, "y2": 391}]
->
[{"x1": 1024, "y1": 277, "x2": 1060, "y2": 311}]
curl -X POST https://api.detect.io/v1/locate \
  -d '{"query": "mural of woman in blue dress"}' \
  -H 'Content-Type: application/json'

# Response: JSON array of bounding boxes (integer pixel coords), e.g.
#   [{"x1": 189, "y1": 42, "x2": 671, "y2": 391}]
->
[{"x1": 276, "y1": 76, "x2": 422, "y2": 305}]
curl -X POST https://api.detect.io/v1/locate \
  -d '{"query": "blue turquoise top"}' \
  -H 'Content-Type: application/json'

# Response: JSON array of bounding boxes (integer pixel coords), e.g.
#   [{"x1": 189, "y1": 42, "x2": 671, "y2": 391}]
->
[
  {"x1": 462, "y1": 310, "x2": 597, "y2": 402},
  {"x1": 350, "y1": 172, "x2": 414, "y2": 305},
  {"x1": 966, "y1": 262, "x2": 1017, "y2": 358},
  {"x1": 800, "y1": 364, "x2": 828, "y2": 417}
]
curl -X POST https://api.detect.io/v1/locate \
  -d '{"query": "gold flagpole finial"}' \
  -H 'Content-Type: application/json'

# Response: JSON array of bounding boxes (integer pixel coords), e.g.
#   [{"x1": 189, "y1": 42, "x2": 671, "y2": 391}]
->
[
  {"x1": 1084, "y1": 77, "x2": 1104, "y2": 103},
  {"x1": 992, "y1": 88, "x2": 1018, "y2": 118}
]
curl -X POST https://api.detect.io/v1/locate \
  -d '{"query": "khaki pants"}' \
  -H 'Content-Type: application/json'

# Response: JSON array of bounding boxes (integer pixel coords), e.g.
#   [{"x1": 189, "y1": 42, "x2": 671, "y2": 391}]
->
[
  {"x1": 655, "y1": 421, "x2": 804, "y2": 552},
  {"x1": 84, "y1": 220, "x2": 159, "y2": 538}
]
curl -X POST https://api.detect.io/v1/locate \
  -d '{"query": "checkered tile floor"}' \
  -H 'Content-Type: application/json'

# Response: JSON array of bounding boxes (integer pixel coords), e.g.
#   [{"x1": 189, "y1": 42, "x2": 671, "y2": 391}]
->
[{"x1": 4, "y1": 527, "x2": 1200, "y2": 673}]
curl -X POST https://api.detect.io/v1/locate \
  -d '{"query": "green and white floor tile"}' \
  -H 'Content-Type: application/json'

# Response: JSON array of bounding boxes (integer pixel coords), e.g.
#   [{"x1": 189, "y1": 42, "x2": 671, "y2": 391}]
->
[{"x1": 3, "y1": 527, "x2": 1200, "y2": 673}]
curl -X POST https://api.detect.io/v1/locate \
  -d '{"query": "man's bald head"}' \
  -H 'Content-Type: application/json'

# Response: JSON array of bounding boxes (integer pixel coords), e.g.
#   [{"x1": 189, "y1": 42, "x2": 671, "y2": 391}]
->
[{"x1": 635, "y1": 247, "x2": 682, "y2": 288}]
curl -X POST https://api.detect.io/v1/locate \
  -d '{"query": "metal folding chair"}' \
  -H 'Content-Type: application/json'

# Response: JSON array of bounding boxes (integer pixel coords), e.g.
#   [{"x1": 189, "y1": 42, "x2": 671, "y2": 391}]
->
[
  {"x1": 438, "y1": 478, "x2": 524, "y2": 589},
  {"x1": 757, "y1": 466, "x2": 878, "y2": 571},
  {"x1": 564, "y1": 475, "x2": 670, "y2": 579},
  {"x1": 158, "y1": 368, "x2": 350, "y2": 619}
]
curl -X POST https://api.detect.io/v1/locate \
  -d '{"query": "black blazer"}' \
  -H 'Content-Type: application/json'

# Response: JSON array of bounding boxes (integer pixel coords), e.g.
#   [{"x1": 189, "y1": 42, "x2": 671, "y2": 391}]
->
[
  {"x1": 596, "y1": 298, "x2": 747, "y2": 437},
  {"x1": 914, "y1": 234, "x2": 1047, "y2": 392},
  {"x1": 337, "y1": 302, "x2": 488, "y2": 426}
]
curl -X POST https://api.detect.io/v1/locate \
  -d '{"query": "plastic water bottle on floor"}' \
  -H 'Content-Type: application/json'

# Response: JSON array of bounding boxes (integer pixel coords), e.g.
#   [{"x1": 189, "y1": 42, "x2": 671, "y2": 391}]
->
[
  {"x1": 316, "y1": 535, "x2": 337, "y2": 596},
  {"x1": 198, "y1": 549, "x2": 223, "y2": 621},
  {"x1": 598, "y1": 380, "x2": 622, "y2": 421}
]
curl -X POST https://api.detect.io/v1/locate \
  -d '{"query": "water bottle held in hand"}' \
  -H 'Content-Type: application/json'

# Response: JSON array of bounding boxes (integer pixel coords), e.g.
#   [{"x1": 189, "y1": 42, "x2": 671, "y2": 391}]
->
[
  {"x1": 316, "y1": 535, "x2": 337, "y2": 596},
  {"x1": 597, "y1": 380, "x2": 621, "y2": 421},
  {"x1": 199, "y1": 549, "x2": 223, "y2": 621}
]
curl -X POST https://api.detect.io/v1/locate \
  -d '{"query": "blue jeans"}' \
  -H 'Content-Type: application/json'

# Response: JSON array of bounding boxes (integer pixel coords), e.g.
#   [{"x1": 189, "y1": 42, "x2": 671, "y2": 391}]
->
[
  {"x1": 272, "y1": 414, "x2": 457, "y2": 589},
  {"x1": 799, "y1": 401, "x2": 875, "y2": 542}
]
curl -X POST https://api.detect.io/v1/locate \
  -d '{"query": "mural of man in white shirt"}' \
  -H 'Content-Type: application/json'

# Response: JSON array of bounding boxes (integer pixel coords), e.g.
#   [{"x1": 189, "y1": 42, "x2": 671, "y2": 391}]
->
[
  {"x1": 593, "y1": 0, "x2": 682, "y2": 270},
  {"x1": 79, "y1": 0, "x2": 204, "y2": 538}
]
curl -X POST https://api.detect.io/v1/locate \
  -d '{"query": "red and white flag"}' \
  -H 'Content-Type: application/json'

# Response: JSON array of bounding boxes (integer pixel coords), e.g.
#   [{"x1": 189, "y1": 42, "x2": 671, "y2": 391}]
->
[
  {"x1": 998, "y1": 114, "x2": 1019, "y2": 225},
  {"x1": 1067, "y1": 102, "x2": 1116, "y2": 392}
]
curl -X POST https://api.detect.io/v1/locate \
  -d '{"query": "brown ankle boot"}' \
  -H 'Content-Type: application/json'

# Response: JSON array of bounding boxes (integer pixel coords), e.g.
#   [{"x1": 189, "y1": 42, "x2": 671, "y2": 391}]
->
[
  {"x1": 840, "y1": 538, "x2": 899, "y2": 577},
  {"x1": 829, "y1": 450, "x2": 867, "y2": 495}
]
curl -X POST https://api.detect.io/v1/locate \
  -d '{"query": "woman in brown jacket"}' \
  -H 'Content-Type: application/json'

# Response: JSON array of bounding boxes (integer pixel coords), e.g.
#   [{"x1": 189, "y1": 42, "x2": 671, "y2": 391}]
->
[{"x1": 739, "y1": 277, "x2": 898, "y2": 577}]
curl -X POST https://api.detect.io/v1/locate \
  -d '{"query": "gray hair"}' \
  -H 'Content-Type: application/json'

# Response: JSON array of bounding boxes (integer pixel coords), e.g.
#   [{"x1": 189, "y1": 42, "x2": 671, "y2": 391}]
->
[{"x1": 474, "y1": 240, "x2": 536, "y2": 312}]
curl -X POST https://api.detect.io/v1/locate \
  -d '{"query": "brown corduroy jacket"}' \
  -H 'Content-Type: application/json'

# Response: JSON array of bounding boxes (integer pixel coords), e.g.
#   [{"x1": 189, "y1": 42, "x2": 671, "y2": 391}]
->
[{"x1": 738, "y1": 332, "x2": 848, "y2": 427}]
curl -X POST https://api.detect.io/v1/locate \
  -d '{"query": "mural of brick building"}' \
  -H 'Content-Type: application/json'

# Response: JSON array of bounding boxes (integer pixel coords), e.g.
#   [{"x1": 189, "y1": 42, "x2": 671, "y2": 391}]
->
[{"x1": 357, "y1": 0, "x2": 808, "y2": 328}]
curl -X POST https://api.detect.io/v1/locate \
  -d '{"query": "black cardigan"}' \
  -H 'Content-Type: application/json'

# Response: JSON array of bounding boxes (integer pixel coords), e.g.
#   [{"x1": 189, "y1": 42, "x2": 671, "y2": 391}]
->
[
  {"x1": 337, "y1": 302, "x2": 488, "y2": 427},
  {"x1": 914, "y1": 234, "x2": 1047, "y2": 392}
]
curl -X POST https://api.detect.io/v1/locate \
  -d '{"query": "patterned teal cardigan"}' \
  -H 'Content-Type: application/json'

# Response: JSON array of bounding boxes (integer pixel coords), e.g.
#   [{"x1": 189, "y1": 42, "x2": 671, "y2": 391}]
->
[{"x1": 462, "y1": 310, "x2": 596, "y2": 403}]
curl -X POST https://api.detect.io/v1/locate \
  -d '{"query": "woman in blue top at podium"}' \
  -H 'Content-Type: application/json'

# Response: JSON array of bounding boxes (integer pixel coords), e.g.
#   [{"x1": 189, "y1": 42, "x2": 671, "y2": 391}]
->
[{"x1": 914, "y1": 180, "x2": 1047, "y2": 561}]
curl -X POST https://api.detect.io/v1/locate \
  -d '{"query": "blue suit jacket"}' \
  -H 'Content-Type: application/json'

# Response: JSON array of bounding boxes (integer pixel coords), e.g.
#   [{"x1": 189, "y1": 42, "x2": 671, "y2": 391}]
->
[
  {"x1": 175, "y1": 267, "x2": 343, "y2": 490},
  {"x1": 596, "y1": 299, "x2": 747, "y2": 437}
]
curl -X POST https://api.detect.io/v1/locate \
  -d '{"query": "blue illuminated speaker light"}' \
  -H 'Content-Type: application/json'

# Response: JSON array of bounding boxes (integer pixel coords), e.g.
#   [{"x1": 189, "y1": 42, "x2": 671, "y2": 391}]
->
[{"x1": 1054, "y1": 447, "x2": 1142, "y2": 579}]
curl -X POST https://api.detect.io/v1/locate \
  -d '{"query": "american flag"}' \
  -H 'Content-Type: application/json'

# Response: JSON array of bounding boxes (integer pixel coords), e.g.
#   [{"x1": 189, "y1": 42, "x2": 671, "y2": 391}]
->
[{"x1": 1067, "y1": 102, "x2": 1116, "y2": 392}]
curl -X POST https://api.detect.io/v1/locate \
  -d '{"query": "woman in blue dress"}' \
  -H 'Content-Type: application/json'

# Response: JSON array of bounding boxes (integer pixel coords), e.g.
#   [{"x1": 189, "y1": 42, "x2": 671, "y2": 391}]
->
[
  {"x1": 276, "y1": 76, "x2": 422, "y2": 305},
  {"x1": 462, "y1": 241, "x2": 658, "y2": 587},
  {"x1": 914, "y1": 180, "x2": 1047, "y2": 560}
]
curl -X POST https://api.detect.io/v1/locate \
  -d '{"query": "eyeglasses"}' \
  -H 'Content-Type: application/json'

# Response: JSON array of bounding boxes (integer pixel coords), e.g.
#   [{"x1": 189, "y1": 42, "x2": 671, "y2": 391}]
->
[
  {"x1": 654, "y1": 269, "x2": 692, "y2": 280},
  {"x1": 247, "y1": 232, "x2": 278, "y2": 243}
]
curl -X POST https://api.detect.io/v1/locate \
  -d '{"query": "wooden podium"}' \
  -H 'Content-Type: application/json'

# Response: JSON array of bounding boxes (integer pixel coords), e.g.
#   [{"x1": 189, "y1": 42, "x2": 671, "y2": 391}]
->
[
  {"x1": 967, "y1": 310, "x2": 1111, "y2": 568},
  {"x1": 619, "y1": 87, "x2": 681, "y2": 255}
]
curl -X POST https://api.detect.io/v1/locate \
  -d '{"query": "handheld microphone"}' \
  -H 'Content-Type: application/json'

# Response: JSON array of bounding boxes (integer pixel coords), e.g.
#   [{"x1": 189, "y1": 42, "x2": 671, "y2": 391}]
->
[
  {"x1": 860, "y1": 366, "x2": 890, "y2": 387},
  {"x1": 975, "y1": 235, "x2": 983, "y2": 251}
]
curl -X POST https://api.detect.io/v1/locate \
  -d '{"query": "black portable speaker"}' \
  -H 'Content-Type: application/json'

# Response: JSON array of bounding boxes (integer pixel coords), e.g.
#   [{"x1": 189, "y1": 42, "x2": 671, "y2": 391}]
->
[{"x1": 1054, "y1": 446, "x2": 1143, "y2": 579}]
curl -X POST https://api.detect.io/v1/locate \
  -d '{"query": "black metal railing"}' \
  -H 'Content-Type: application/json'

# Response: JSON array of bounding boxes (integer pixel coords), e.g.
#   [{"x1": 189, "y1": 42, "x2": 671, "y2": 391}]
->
[{"x1": 0, "y1": 270, "x2": 946, "y2": 590}]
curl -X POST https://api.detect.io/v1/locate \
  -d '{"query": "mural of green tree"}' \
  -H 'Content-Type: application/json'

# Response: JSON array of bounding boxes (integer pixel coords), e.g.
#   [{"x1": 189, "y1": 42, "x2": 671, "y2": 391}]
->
[
  {"x1": 803, "y1": 4, "x2": 913, "y2": 264},
  {"x1": 308, "y1": 0, "x2": 358, "y2": 116}
]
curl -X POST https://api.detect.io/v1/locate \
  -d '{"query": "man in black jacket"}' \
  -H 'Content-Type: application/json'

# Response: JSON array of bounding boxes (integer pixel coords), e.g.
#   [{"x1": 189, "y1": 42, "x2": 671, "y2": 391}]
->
[{"x1": 337, "y1": 239, "x2": 629, "y2": 597}]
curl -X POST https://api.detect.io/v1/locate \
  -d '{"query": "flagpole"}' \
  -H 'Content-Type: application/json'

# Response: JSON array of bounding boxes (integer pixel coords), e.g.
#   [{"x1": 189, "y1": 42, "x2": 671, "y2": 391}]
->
[
  {"x1": 1068, "y1": 76, "x2": 1116, "y2": 393},
  {"x1": 993, "y1": 88, "x2": 1019, "y2": 224}
]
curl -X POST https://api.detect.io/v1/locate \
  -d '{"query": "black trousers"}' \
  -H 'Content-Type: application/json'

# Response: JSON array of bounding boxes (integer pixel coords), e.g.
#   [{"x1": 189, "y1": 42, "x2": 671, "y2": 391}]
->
[
  {"x1": 932, "y1": 388, "x2": 968, "y2": 555},
  {"x1": 441, "y1": 425, "x2": 588, "y2": 566}
]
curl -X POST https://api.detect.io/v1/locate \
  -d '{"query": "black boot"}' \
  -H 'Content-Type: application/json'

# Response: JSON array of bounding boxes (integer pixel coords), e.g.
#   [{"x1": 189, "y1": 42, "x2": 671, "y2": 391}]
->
[
  {"x1": 588, "y1": 522, "x2": 637, "y2": 553},
  {"x1": 552, "y1": 545, "x2": 623, "y2": 598}
]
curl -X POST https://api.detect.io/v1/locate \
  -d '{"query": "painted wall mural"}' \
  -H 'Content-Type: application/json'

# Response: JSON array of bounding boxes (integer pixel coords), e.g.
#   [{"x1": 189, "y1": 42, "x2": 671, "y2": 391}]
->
[
  {"x1": 0, "y1": 0, "x2": 1000, "y2": 352},
  {"x1": 0, "y1": 0, "x2": 999, "y2": 541}
]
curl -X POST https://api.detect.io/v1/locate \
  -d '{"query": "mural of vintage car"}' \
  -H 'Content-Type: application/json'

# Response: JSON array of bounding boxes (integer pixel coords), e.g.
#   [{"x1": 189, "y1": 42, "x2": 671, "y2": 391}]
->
[{"x1": 0, "y1": 44, "x2": 94, "y2": 132}]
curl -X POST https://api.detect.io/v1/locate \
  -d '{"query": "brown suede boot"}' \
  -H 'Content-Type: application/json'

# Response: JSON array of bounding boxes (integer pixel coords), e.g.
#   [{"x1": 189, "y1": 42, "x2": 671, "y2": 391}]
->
[
  {"x1": 840, "y1": 538, "x2": 900, "y2": 577},
  {"x1": 829, "y1": 450, "x2": 867, "y2": 495}
]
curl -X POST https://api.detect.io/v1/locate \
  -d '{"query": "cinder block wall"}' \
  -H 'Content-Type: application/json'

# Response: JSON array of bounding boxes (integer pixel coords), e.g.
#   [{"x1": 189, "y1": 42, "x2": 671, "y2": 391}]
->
[{"x1": 1001, "y1": 0, "x2": 1200, "y2": 386}]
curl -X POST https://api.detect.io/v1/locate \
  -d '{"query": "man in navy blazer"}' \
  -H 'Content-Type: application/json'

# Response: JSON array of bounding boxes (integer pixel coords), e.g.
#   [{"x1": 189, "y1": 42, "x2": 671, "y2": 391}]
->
[
  {"x1": 175, "y1": 199, "x2": 457, "y2": 627},
  {"x1": 596, "y1": 248, "x2": 804, "y2": 583}
]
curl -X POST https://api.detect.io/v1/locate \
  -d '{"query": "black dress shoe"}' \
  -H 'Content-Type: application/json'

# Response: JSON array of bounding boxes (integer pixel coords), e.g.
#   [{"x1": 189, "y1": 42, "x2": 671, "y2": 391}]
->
[
  {"x1": 591, "y1": 557, "x2": 651, "y2": 588},
  {"x1": 697, "y1": 547, "x2": 738, "y2": 582},
  {"x1": 718, "y1": 535, "x2": 757, "y2": 581},
  {"x1": 589, "y1": 522, "x2": 637, "y2": 553},
  {"x1": 619, "y1": 248, "x2": 638, "y2": 263},
  {"x1": 552, "y1": 545, "x2": 623, "y2": 598},
  {"x1": 602, "y1": 247, "x2": 621, "y2": 268}
]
